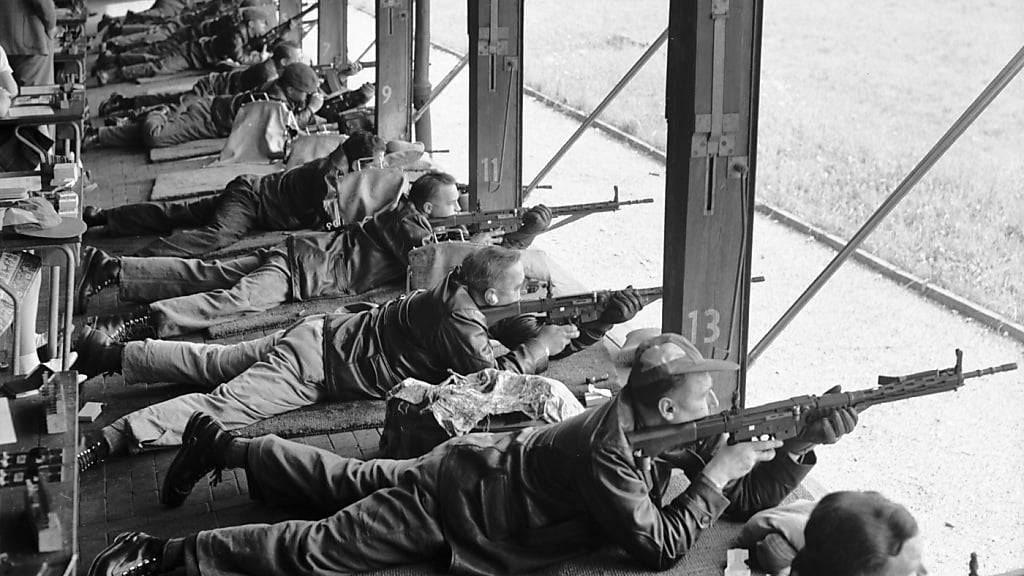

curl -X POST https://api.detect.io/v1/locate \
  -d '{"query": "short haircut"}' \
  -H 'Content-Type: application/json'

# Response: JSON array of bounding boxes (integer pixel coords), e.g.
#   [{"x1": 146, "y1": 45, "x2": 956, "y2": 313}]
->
[
  {"x1": 271, "y1": 42, "x2": 301, "y2": 63},
  {"x1": 409, "y1": 172, "x2": 456, "y2": 210},
  {"x1": 629, "y1": 371, "x2": 690, "y2": 409},
  {"x1": 459, "y1": 246, "x2": 522, "y2": 295},
  {"x1": 792, "y1": 491, "x2": 919, "y2": 576},
  {"x1": 341, "y1": 130, "x2": 385, "y2": 166}
]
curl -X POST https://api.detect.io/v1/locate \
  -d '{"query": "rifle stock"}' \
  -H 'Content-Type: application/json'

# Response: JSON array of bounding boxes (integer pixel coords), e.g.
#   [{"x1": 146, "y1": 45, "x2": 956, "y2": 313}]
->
[
  {"x1": 483, "y1": 287, "x2": 663, "y2": 326},
  {"x1": 627, "y1": 349, "x2": 1017, "y2": 458}
]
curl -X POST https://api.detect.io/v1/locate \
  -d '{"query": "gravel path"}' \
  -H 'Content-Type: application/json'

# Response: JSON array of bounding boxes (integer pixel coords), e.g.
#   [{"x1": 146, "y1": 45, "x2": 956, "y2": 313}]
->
[{"x1": 339, "y1": 13, "x2": 1024, "y2": 574}]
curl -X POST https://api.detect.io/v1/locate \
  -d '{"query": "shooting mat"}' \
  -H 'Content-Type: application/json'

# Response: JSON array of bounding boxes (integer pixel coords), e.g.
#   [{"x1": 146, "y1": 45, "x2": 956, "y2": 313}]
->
[{"x1": 149, "y1": 163, "x2": 282, "y2": 201}]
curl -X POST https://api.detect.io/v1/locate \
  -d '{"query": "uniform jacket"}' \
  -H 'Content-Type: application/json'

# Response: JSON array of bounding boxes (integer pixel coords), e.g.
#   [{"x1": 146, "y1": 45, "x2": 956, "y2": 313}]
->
[
  {"x1": 430, "y1": 387, "x2": 814, "y2": 575},
  {"x1": 286, "y1": 196, "x2": 431, "y2": 300},
  {"x1": 0, "y1": 0, "x2": 56, "y2": 55},
  {"x1": 320, "y1": 271, "x2": 549, "y2": 400}
]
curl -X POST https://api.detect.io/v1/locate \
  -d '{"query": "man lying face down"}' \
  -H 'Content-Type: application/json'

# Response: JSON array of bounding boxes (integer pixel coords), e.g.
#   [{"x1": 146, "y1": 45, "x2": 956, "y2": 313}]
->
[
  {"x1": 75, "y1": 130, "x2": 384, "y2": 264},
  {"x1": 84, "y1": 332, "x2": 857, "y2": 576},
  {"x1": 73, "y1": 171, "x2": 556, "y2": 341},
  {"x1": 76, "y1": 245, "x2": 644, "y2": 471}
]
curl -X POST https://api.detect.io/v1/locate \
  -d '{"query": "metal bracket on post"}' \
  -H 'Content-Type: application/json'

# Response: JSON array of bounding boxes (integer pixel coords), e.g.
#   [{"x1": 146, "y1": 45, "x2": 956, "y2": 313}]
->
[
  {"x1": 689, "y1": 0, "x2": 736, "y2": 215},
  {"x1": 468, "y1": 0, "x2": 524, "y2": 212}
]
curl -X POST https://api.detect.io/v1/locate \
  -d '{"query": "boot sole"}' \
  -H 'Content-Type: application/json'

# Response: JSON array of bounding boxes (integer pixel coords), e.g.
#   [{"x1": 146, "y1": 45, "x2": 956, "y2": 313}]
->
[{"x1": 86, "y1": 532, "x2": 134, "y2": 576}]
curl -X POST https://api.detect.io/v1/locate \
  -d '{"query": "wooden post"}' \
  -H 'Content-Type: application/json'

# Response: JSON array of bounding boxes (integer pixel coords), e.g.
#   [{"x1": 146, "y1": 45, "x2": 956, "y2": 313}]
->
[
  {"x1": 318, "y1": 0, "x2": 348, "y2": 74},
  {"x1": 467, "y1": 0, "x2": 524, "y2": 211},
  {"x1": 375, "y1": 0, "x2": 414, "y2": 141},
  {"x1": 662, "y1": 0, "x2": 764, "y2": 408}
]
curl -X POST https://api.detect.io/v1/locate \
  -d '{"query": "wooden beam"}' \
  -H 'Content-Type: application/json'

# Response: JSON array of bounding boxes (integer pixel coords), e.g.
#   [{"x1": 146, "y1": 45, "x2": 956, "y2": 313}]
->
[
  {"x1": 467, "y1": 0, "x2": 523, "y2": 211},
  {"x1": 318, "y1": 0, "x2": 348, "y2": 71},
  {"x1": 663, "y1": 0, "x2": 764, "y2": 409},
  {"x1": 375, "y1": 0, "x2": 414, "y2": 141}
]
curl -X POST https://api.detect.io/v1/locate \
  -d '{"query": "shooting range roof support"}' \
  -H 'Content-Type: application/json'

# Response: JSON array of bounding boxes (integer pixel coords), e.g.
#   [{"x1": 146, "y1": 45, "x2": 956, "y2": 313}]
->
[
  {"x1": 318, "y1": 0, "x2": 348, "y2": 81},
  {"x1": 413, "y1": 0, "x2": 432, "y2": 148},
  {"x1": 468, "y1": 0, "x2": 524, "y2": 212},
  {"x1": 376, "y1": 0, "x2": 414, "y2": 141},
  {"x1": 748, "y1": 42, "x2": 1024, "y2": 366},
  {"x1": 662, "y1": 0, "x2": 764, "y2": 410}
]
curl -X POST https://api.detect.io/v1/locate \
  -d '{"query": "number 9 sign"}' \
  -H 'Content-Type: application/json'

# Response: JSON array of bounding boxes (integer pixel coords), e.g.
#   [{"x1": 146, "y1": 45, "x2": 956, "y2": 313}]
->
[{"x1": 380, "y1": 85, "x2": 392, "y2": 104}]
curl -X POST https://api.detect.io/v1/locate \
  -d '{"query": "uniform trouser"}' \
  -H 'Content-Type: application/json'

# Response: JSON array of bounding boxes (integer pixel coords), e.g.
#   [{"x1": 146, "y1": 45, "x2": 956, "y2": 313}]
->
[
  {"x1": 8, "y1": 53, "x2": 55, "y2": 86},
  {"x1": 189, "y1": 435, "x2": 447, "y2": 576},
  {"x1": 97, "y1": 121, "x2": 144, "y2": 147},
  {"x1": 118, "y1": 317, "x2": 326, "y2": 450},
  {"x1": 104, "y1": 185, "x2": 261, "y2": 258},
  {"x1": 118, "y1": 52, "x2": 192, "y2": 81},
  {"x1": 140, "y1": 97, "x2": 230, "y2": 149},
  {"x1": 120, "y1": 250, "x2": 292, "y2": 337}
]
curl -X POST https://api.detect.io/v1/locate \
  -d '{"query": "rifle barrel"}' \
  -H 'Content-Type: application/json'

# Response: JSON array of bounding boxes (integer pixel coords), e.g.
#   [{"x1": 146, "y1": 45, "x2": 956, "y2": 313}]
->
[{"x1": 963, "y1": 363, "x2": 1018, "y2": 379}]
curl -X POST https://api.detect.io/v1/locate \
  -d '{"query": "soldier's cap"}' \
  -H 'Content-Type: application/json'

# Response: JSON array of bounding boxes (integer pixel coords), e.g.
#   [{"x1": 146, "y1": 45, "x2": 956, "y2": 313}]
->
[
  {"x1": 280, "y1": 62, "x2": 319, "y2": 93},
  {"x1": 621, "y1": 328, "x2": 739, "y2": 388}
]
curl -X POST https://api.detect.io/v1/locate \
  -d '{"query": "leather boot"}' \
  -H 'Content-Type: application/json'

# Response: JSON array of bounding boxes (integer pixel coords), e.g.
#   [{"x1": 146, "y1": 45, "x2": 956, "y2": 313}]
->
[
  {"x1": 87, "y1": 532, "x2": 166, "y2": 576},
  {"x1": 77, "y1": 430, "x2": 110, "y2": 472},
  {"x1": 77, "y1": 246, "x2": 121, "y2": 312},
  {"x1": 161, "y1": 412, "x2": 233, "y2": 508},
  {"x1": 91, "y1": 308, "x2": 156, "y2": 343},
  {"x1": 71, "y1": 326, "x2": 124, "y2": 379}
]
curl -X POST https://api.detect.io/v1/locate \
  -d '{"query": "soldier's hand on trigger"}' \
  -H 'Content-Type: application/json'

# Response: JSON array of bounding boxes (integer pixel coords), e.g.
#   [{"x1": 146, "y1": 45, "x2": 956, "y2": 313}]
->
[
  {"x1": 307, "y1": 91, "x2": 325, "y2": 113},
  {"x1": 535, "y1": 324, "x2": 580, "y2": 357},
  {"x1": 468, "y1": 230, "x2": 504, "y2": 245},
  {"x1": 599, "y1": 287, "x2": 643, "y2": 325},
  {"x1": 702, "y1": 437, "x2": 784, "y2": 491},
  {"x1": 520, "y1": 204, "x2": 552, "y2": 234}
]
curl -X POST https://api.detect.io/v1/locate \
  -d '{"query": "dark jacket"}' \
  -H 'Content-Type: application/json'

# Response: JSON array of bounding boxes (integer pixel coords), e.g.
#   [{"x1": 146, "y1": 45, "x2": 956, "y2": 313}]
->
[
  {"x1": 0, "y1": 0, "x2": 56, "y2": 55},
  {"x1": 287, "y1": 197, "x2": 431, "y2": 300},
  {"x1": 430, "y1": 387, "x2": 814, "y2": 575},
  {"x1": 320, "y1": 271, "x2": 549, "y2": 400}
]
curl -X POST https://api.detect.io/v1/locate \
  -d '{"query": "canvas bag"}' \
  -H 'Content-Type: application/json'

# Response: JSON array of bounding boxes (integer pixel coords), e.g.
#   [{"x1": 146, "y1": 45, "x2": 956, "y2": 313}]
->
[{"x1": 217, "y1": 100, "x2": 297, "y2": 164}]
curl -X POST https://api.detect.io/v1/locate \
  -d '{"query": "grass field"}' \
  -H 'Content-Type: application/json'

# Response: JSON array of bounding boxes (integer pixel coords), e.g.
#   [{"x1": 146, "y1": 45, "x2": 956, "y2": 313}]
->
[{"x1": 356, "y1": 0, "x2": 1024, "y2": 325}]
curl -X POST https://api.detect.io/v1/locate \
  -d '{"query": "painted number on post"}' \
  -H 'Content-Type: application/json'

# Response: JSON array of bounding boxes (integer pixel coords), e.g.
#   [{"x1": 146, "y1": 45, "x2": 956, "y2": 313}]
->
[
  {"x1": 480, "y1": 157, "x2": 500, "y2": 182},
  {"x1": 687, "y1": 308, "x2": 721, "y2": 344},
  {"x1": 380, "y1": 85, "x2": 392, "y2": 104}
]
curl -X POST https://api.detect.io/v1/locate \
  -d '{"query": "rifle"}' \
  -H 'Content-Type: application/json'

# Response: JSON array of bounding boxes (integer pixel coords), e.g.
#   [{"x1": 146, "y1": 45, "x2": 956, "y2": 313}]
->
[
  {"x1": 430, "y1": 188, "x2": 654, "y2": 237},
  {"x1": 251, "y1": 2, "x2": 319, "y2": 50},
  {"x1": 627, "y1": 349, "x2": 1017, "y2": 458},
  {"x1": 482, "y1": 287, "x2": 663, "y2": 326}
]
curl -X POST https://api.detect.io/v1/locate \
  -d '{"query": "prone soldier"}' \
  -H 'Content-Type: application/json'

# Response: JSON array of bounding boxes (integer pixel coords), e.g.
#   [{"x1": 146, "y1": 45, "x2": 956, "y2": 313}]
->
[
  {"x1": 85, "y1": 61, "x2": 325, "y2": 151},
  {"x1": 93, "y1": 5, "x2": 271, "y2": 85},
  {"x1": 97, "y1": 42, "x2": 303, "y2": 116},
  {"x1": 74, "y1": 246, "x2": 642, "y2": 470},
  {"x1": 76, "y1": 129, "x2": 383, "y2": 261},
  {"x1": 83, "y1": 331, "x2": 857, "y2": 575},
  {"x1": 75, "y1": 172, "x2": 562, "y2": 339}
]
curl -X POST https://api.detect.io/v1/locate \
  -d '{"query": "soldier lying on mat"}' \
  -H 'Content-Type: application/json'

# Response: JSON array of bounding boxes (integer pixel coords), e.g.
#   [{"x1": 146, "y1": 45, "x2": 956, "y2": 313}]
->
[
  {"x1": 83, "y1": 331, "x2": 857, "y2": 576},
  {"x1": 74, "y1": 246, "x2": 644, "y2": 471},
  {"x1": 96, "y1": 42, "x2": 303, "y2": 117},
  {"x1": 74, "y1": 130, "x2": 383, "y2": 267},
  {"x1": 75, "y1": 172, "x2": 559, "y2": 340},
  {"x1": 92, "y1": 5, "x2": 272, "y2": 85},
  {"x1": 84, "y1": 62, "x2": 325, "y2": 151}
]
